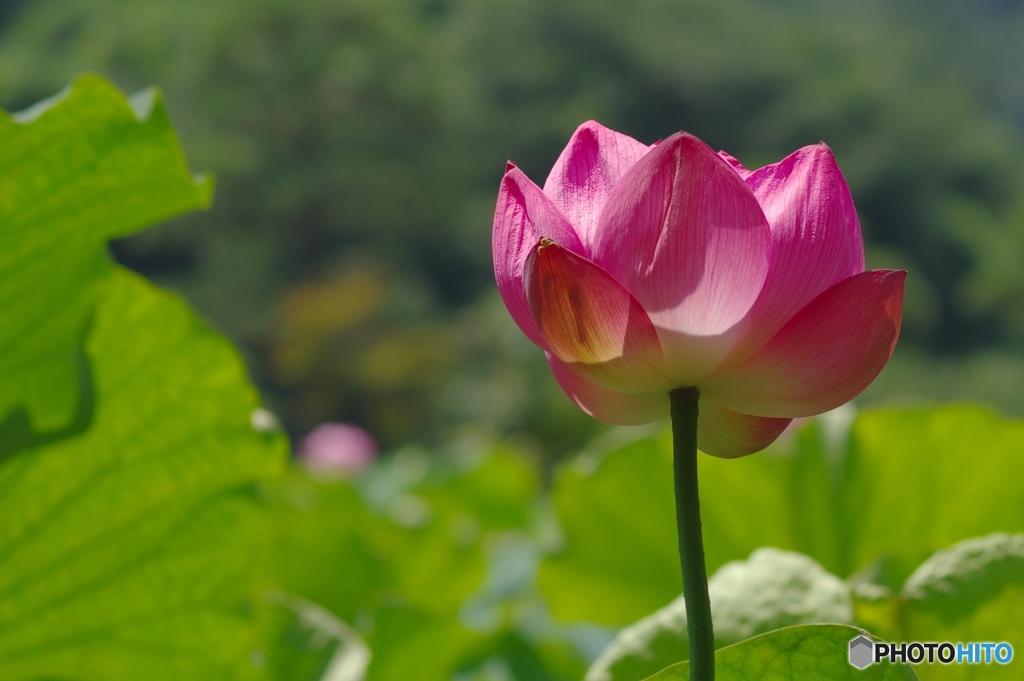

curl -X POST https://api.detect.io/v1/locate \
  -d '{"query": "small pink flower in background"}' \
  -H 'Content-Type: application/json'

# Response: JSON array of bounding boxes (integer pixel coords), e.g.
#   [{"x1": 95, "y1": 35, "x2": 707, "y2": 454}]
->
[
  {"x1": 493, "y1": 121, "x2": 904, "y2": 458},
  {"x1": 298, "y1": 423, "x2": 377, "y2": 475}
]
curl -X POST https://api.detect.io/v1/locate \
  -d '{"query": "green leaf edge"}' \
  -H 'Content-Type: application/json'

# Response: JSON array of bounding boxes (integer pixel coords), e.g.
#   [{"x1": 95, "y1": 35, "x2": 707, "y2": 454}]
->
[
  {"x1": 641, "y1": 624, "x2": 919, "y2": 680},
  {"x1": 2, "y1": 72, "x2": 214, "y2": 209}
]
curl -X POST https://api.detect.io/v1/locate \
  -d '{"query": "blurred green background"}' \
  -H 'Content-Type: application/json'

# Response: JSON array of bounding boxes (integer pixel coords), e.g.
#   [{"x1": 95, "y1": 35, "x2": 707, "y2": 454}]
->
[
  {"x1": 2, "y1": 0, "x2": 1024, "y2": 457},
  {"x1": 3, "y1": 3, "x2": 1024, "y2": 680}
]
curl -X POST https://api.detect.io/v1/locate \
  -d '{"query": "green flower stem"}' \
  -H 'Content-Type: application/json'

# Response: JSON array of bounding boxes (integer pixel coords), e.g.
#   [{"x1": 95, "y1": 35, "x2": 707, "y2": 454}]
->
[{"x1": 670, "y1": 387, "x2": 714, "y2": 680}]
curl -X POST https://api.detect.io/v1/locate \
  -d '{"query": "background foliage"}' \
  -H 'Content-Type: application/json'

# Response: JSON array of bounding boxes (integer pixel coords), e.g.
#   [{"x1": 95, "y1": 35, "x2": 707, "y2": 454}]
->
[
  {"x1": 2, "y1": 0, "x2": 1024, "y2": 454},
  {"x1": 2, "y1": 1, "x2": 1024, "y2": 679}
]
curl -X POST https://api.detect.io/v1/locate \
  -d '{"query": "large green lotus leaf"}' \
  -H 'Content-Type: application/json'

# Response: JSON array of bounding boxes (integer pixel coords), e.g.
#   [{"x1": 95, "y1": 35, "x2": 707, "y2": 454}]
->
[
  {"x1": 897, "y1": 534, "x2": 1024, "y2": 680},
  {"x1": 750, "y1": 407, "x2": 1024, "y2": 581},
  {"x1": 644, "y1": 625, "x2": 918, "y2": 680},
  {"x1": 364, "y1": 605, "x2": 484, "y2": 681},
  {"x1": 0, "y1": 74, "x2": 211, "y2": 432},
  {"x1": 841, "y1": 407, "x2": 1024, "y2": 584},
  {"x1": 538, "y1": 432, "x2": 801, "y2": 625},
  {"x1": 493, "y1": 630, "x2": 591, "y2": 681},
  {"x1": 540, "y1": 406, "x2": 1024, "y2": 626},
  {"x1": 587, "y1": 548, "x2": 853, "y2": 681},
  {"x1": 538, "y1": 436, "x2": 683, "y2": 625},
  {"x1": 258, "y1": 471, "x2": 391, "y2": 624},
  {"x1": 0, "y1": 269, "x2": 285, "y2": 680}
]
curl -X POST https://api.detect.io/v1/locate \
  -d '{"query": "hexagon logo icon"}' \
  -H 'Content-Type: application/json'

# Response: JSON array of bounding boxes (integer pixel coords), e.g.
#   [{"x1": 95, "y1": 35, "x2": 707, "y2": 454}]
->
[{"x1": 849, "y1": 635, "x2": 874, "y2": 669}]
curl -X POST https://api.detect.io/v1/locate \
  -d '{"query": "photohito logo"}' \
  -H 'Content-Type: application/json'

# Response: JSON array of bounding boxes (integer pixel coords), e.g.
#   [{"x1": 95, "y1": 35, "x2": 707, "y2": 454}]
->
[
  {"x1": 849, "y1": 636, "x2": 1014, "y2": 669},
  {"x1": 849, "y1": 636, "x2": 874, "y2": 669}
]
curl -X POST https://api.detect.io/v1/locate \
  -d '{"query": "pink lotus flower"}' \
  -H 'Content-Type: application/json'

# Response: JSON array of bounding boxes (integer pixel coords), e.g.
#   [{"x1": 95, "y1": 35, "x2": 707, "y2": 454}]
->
[
  {"x1": 493, "y1": 121, "x2": 904, "y2": 458},
  {"x1": 298, "y1": 422, "x2": 378, "y2": 476}
]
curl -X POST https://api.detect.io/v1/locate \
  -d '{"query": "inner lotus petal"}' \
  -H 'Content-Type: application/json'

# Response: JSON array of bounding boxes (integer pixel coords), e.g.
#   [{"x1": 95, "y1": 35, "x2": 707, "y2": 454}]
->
[
  {"x1": 542, "y1": 120, "x2": 652, "y2": 253},
  {"x1": 591, "y1": 133, "x2": 770, "y2": 335},
  {"x1": 718, "y1": 144, "x2": 866, "y2": 370},
  {"x1": 526, "y1": 238, "x2": 673, "y2": 393}
]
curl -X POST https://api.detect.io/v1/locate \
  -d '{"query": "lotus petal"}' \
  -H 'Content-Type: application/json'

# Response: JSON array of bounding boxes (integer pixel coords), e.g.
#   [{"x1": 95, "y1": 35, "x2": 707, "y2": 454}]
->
[
  {"x1": 493, "y1": 167, "x2": 585, "y2": 349},
  {"x1": 542, "y1": 120, "x2": 651, "y2": 253},
  {"x1": 701, "y1": 270, "x2": 905, "y2": 417},
  {"x1": 722, "y1": 144, "x2": 866, "y2": 368},
  {"x1": 591, "y1": 133, "x2": 771, "y2": 384},
  {"x1": 547, "y1": 354, "x2": 668, "y2": 425},
  {"x1": 697, "y1": 400, "x2": 792, "y2": 459},
  {"x1": 718, "y1": 151, "x2": 752, "y2": 179},
  {"x1": 526, "y1": 238, "x2": 672, "y2": 393}
]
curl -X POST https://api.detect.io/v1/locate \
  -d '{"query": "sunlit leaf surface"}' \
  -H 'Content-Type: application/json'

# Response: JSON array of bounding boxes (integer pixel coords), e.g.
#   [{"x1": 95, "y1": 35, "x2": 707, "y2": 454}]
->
[
  {"x1": 0, "y1": 78, "x2": 283, "y2": 680},
  {"x1": 0, "y1": 74, "x2": 212, "y2": 431},
  {"x1": 645, "y1": 625, "x2": 918, "y2": 680},
  {"x1": 540, "y1": 406, "x2": 1024, "y2": 626},
  {"x1": 587, "y1": 548, "x2": 853, "y2": 681},
  {"x1": 898, "y1": 534, "x2": 1024, "y2": 680}
]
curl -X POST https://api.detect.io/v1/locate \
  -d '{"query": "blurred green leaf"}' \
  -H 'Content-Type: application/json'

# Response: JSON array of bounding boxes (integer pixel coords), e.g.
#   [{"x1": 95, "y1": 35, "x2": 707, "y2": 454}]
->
[
  {"x1": 538, "y1": 435, "x2": 681, "y2": 625},
  {"x1": 0, "y1": 73, "x2": 211, "y2": 432},
  {"x1": 259, "y1": 472, "x2": 390, "y2": 624},
  {"x1": 587, "y1": 548, "x2": 853, "y2": 681},
  {"x1": 843, "y1": 408, "x2": 1024, "y2": 586},
  {"x1": 903, "y1": 533, "x2": 1024, "y2": 623},
  {"x1": 393, "y1": 447, "x2": 540, "y2": 614},
  {"x1": 263, "y1": 446, "x2": 540, "y2": 619},
  {"x1": 500, "y1": 630, "x2": 591, "y2": 681},
  {"x1": 541, "y1": 406, "x2": 1024, "y2": 626},
  {"x1": 255, "y1": 594, "x2": 370, "y2": 681},
  {"x1": 538, "y1": 428, "x2": 813, "y2": 625},
  {"x1": 259, "y1": 446, "x2": 543, "y2": 680},
  {"x1": 644, "y1": 625, "x2": 918, "y2": 680},
  {"x1": 365, "y1": 606, "x2": 482, "y2": 681},
  {"x1": 898, "y1": 534, "x2": 1024, "y2": 680}
]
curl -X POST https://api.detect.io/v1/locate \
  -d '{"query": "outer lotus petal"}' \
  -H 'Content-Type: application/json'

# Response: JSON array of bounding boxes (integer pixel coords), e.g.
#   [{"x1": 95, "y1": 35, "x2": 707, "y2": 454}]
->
[
  {"x1": 493, "y1": 167, "x2": 586, "y2": 349},
  {"x1": 547, "y1": 354, "x2": 667, "y2": 425},
  {"x1": 721, "y1": 144, "x2": 866, "y2": 369},
  {"x1": 717, "y1": 151, "x2": 752, "y2": 179},
  {"x1": 542, "y1": 121, "x2": 652, "y2": 253},
  {"x1": 697, "y1": 399, "x2": 792, "y2": 459},
  {"x1": 525, "y1": 238, "x2": 673, "y2": 393},
  {"x1": 701, "y1": 270, "x2": 905, "y2": 418},
  {"x1": 591, "y1": 133, "x2": 771, "y2": 384}
]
